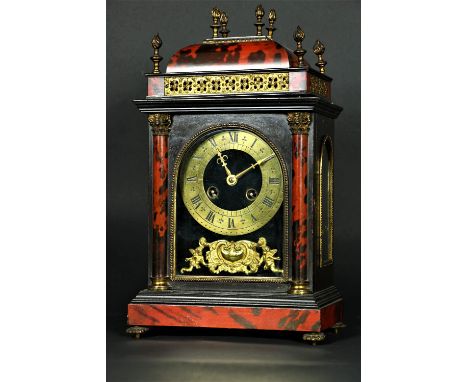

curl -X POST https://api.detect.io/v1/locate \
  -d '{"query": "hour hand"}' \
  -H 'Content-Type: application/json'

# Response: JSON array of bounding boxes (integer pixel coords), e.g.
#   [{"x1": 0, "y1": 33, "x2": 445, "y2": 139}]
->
[
  {"x1": 215, "y1": 147, "x2": 232, "y2": 176},
  {"x1": 215, "y1": 148, "x2": 239, "y2": 186}
]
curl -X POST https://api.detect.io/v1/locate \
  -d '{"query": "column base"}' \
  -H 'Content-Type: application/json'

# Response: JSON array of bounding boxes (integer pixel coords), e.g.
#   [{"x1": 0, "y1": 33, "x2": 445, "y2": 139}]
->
[
  {"x1": 149, "y1": 277, "x2": 171, "y2": 291},
  {"x1": 288, "y1": 281, "x2": 312, "y2": 295}
]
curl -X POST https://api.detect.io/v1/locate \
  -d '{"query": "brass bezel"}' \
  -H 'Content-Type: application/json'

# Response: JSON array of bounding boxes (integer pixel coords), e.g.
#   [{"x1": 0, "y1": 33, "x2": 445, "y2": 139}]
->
[
  {"x1": 180, "y1": 129, "x2": 283, "y2": 236},
  {"x1": 318, "y1": 135, "x2": 334, "y2": 267},
  {"x1": 169, "y1": 123, "x2": 289, "y2": 282}
]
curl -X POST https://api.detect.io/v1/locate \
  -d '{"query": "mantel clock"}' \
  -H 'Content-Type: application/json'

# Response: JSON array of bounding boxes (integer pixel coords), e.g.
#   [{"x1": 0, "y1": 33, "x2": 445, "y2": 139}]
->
[{"x1": 126, "y1": 5, "x2": 344, "y2": 344}]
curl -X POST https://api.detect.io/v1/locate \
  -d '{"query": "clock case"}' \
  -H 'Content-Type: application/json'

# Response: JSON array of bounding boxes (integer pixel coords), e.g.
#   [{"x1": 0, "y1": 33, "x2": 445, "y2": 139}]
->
[{"x1": 127, "y1": 17, "x2": 344, "y2": 341}]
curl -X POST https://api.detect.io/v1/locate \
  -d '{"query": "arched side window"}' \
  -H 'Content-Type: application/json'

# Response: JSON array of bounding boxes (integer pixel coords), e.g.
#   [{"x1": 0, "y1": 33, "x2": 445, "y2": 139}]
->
[{"x1": 319, "y1": 136, "x2": 334, "y2": 267}]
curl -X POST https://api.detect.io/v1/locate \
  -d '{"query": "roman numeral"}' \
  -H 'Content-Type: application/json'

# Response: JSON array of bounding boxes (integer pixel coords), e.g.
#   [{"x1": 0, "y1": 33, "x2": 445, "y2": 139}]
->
[
  {"x1": 229, "y1": 131, "x2": 238, "y2": 143},
  {"x1": 191, "y1": 195, "x2": 202, "y2": 209},
  {"x1": 228, "y1": 218, "x2": 235, "y2": 228},
  {"x1": 186, "y1": 175, "x2": 197, "y2": 182},
  {"x1": 208, "y1": 137, "x2": 217, "y2": 147},
  {"x1": 250, "y1": 214, "x2": 257, "y2": 222},
  {"x1": 262, "y1": 196, "x2": 274, "y2": 208},
  {"x1": 250, "y1": 138, "x2": 258, "y2": 148},
  {"x1": 205, "y1": 210, "x2": 215, "y2": 223},
  {"x1": 269, "y1": 177, "x2": 280, "y2": 185}
]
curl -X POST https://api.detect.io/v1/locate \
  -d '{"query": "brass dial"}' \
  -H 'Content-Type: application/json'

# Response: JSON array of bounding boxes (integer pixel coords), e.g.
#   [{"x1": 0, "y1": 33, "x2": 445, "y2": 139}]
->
[{"x1": 180, "y1": 129, "x2": 283, "y2": 236}]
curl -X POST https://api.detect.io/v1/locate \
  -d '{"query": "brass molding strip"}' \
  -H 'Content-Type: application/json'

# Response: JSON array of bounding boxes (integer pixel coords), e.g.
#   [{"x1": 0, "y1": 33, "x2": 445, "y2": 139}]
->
[
  {"x1": 203, "y1": 36, "x2": 269, "y2": 44},
  {"x1": 164, "y1": 72, "x2": 289, "y2": 96},
  {"x1": 318, "y1": 135, "x2": 334, "y2": 267}
]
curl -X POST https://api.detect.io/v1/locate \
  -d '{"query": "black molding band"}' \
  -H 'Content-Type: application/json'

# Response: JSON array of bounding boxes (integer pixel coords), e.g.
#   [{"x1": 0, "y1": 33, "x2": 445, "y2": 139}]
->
[
  {"x1": 134, "y1": 94, "x2": 343, "y2": 119},
  {"x1": 130, "y1": 286, "x2": 342, "y2": 309}
]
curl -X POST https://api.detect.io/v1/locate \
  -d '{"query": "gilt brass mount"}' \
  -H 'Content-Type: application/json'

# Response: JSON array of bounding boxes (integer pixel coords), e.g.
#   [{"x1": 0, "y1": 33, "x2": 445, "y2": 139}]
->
[
  {"x1": 150, "y1": 34, "x2": 163, "y2": 74},
  {"x1": 310, "y1": 75, "x2": 329, "y2": 98},
  {"x1": 266, "y1": 9, "x2": 276, "y2": 38},
  {"x1": 293, "y1": 26, "x2": 307, "y2": 67},
  {"x1": 313, "y1": 40, "x2": 327, "y2": 74},
  {"x1": 148, "y1": 113, "x2": 172, "y2": 135},
  {"x1": 255, "y1": 5, "x2": 265, "y2": 36},
  {"x1": 303, "y1": 332, "x2": 326, "y2": 345},
  {"x1": 220, "y1": 12, "x2": 229, "y2": 38},
  {"x1": 211, "y1": 7, "x2": 221, "y2": 38},
  {"x1": 164, "y1": 72, "x2": 289, "y2": 96},
  {"x1": 126, "y1": 326, "x2": 149, "y2": 339},
  {"x1": 181, "y1": 237, "x2": 283, "y2": 275},
  {"x1": 287, "y1": 112, "x2": 312, "y2": 134}
]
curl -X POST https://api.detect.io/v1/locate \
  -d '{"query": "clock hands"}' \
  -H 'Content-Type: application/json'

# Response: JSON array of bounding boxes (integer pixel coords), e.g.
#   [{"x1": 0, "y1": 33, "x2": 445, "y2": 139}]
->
[
  {"x1": 215, "y1": 147, "x2": 275, "y2": 186},
  {"x1": 234, "y1": 153, "x2": 275, "y2": 181},
  {"x1": 215, "y1": 147, "x2": 238, "y2": 186}
]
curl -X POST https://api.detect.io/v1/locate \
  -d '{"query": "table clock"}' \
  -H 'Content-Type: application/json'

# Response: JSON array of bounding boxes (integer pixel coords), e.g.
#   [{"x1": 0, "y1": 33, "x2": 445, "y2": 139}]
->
[{"x1": 127, "y1": 5, "x2": 344, "y2": 344}]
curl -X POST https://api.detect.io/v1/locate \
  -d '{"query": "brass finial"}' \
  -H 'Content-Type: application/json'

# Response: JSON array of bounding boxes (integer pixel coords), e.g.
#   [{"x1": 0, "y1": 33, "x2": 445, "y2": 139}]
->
[
  {"x1": 266, "y1": 9, "x2": 276, "y2": 38},
  {"x1": 293, "y1": 26, "x2": 307, "y2": 67},
  {"x1": 220, "y1": 12, "x2": 229, "y2": 38},
  {"x1": 211, "y1": 7, "x2": 221, "y2": 38},
  {"x1": 313, "y1": 40, "x2": 327, "y2": 73},
  {"x1": 151, "y1": 34, "x2": 163, "y2": 74},
  {"x1": 255, "y1": 4, "x2": 265, "y2": 36}
]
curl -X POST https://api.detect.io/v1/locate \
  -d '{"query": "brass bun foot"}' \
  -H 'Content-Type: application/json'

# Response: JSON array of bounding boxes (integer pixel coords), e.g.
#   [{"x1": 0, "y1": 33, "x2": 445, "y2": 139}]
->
[
  {"x1": 332, "y1": 321, "x2": 347, "y2": 334},
  {"x1": 288, "y1": 281, "x2": 311, "y2": 295},
  {"x1": 302, "y1": 332, "x2": 326, "y2": 345},
  {"x1": 149, "y1": 277, "x2": 171, "y2": 291},
  {"x1": 126, "y1": 326, "x2": 149, "y2": 339}
]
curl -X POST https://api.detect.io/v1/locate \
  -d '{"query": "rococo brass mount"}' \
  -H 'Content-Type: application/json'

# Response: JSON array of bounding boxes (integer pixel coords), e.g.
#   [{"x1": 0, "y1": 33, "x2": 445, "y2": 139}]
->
[{"x1": 181, "y1": 237, "x2": 283, "y2": 275}]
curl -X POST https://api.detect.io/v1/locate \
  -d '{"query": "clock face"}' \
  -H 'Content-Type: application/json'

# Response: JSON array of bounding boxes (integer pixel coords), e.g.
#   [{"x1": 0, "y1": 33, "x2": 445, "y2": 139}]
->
[{"x1": 180, "y1": 129, "x2": 283, "y2": 236}]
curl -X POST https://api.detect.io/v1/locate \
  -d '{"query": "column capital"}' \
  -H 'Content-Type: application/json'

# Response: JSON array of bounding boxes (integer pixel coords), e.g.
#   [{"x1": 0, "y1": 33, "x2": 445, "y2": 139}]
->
[
  {"x1": 287, "y1": 112, "x2": 311, "y2": 134},
  {"x1": 148, "y1": 113, "x2": 172, "y2": 135}
]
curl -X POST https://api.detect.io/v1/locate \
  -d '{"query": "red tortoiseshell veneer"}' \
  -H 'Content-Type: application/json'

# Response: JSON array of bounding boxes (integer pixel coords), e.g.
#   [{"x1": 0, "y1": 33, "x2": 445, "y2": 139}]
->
[
  {"x1": 291, "y1": 133, "x2": 309, "y2": 284},
  {"x1": 166, "y1": 39, "x2": 299, "y2": 73},
  {"x1": 151, "y1": 133, "x2": 169, "y2": 286},
  {"x1": 128, "y1": 300, "x2": 343, "y2": 332}
]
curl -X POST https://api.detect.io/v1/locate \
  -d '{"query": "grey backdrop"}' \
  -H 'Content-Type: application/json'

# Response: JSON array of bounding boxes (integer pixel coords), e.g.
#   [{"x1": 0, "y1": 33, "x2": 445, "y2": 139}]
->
[{"x1": 107, "y1": 0, "x2": 360, "y2": 329}]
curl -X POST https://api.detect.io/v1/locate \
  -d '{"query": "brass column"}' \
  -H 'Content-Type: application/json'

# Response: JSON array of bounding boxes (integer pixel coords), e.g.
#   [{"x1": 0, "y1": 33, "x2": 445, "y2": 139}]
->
[
  {"x1": 148, "y1": 113, "x2": 172, "y2": 291},
  {"x1": 288, "y1": 112, "x2": 312, "y2": 294}
]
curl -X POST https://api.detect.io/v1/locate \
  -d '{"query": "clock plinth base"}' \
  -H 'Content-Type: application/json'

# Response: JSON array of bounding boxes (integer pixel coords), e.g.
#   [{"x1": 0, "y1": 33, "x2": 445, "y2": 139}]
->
[{"x1": 127, "y1": 287, "x2": 343, "y2": 336}]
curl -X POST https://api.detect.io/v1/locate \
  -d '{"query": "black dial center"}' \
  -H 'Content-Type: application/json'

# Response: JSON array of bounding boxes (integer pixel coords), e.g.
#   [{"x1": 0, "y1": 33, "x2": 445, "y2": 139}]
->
[{"x1": 203, "y1": 149, "x2": 262, "y2": 210}]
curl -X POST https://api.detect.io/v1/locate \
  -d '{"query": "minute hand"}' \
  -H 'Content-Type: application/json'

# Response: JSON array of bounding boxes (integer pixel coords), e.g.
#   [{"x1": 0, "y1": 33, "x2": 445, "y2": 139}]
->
[{"x1": 234, "y1": 153, "x2": 275, "y2": 180}]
